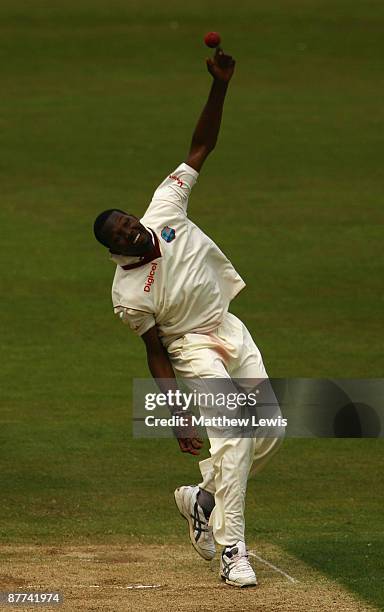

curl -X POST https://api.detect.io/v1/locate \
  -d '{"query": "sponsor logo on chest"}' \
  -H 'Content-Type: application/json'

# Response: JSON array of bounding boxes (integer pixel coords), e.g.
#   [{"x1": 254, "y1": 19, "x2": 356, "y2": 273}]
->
[{"x1": 144, "y1": 262, "x2": 158, "y2": 292}]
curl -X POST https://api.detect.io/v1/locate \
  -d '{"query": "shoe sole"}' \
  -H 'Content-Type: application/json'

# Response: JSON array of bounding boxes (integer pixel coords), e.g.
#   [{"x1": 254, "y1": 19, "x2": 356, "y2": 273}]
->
[
  {"x1": 174, "y1": 488, "x2": 215, "y2": 561},
  {"x1": 220, "y1": 575, "x2": 258, "y2": 588}
]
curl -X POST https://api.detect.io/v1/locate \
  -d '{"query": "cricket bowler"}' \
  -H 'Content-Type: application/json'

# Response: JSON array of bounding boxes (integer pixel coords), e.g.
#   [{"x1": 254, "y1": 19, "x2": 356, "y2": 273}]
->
[{"x1": 94, "y1": 47, "x2": 281, "y2": 588}]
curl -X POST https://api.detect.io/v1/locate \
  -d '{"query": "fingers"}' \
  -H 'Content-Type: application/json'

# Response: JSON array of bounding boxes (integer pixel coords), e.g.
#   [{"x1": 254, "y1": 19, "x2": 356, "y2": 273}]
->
[
  {"x1": 220, "y1": 54, "x2": 235, "y2": 69},
  {"x1": 214, "y1": 47, "x2": 235, "y2": 66},
  {"x1": 178, "y1": 438, "x2": 190, "y2": 453},
  {"x1": 178, "y1": 437, "x2": 203, "y2": 455},
  {"x1": 206, "y1": 48, "x2": 236, "y2": 81},
  {"x1": 191, "y1": 437, "x2": 204, "y2": 449}
]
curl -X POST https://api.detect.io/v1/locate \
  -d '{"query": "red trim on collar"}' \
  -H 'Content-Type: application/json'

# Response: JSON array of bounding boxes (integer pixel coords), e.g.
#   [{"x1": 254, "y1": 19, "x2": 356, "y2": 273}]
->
[{"x1": 120, "y1": 229, "x2": 161, "y2": 270}]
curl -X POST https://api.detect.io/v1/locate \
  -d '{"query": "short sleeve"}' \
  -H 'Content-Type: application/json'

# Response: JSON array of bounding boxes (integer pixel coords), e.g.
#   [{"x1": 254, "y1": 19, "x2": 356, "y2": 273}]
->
[
  {"x1": 115, "y1": 307, "x2": 155, "y2": 336},
  {"x1": 149, "y1": 163, "x2": 199, "y2": 215}
]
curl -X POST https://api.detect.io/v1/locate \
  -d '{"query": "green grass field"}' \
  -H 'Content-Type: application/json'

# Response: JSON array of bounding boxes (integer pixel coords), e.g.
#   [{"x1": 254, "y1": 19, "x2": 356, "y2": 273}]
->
[{"x1": 1, "y1": 1, "x2": 383, "y2": 609}]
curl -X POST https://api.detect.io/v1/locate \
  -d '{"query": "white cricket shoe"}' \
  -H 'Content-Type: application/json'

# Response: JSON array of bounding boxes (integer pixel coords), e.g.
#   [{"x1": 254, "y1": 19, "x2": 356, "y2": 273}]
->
[
  {"x1": 220, "y1": 541, "x2": 257, "y2": 587},
  {"x1": 174, "y1": 485, "x2": 216, "y2": 561}
]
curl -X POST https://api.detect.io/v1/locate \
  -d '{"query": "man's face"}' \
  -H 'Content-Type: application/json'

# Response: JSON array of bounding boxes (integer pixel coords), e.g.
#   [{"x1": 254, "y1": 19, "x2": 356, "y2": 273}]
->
[{"x1": 102, "y1": 212, "x2": 153, "y2": 256}]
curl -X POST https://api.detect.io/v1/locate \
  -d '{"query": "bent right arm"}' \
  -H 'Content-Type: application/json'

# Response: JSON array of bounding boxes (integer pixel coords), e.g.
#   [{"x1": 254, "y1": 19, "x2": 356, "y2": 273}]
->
[
  {"x1": 142, "y1": 325, "x2": 176, "y2": 380},
  {"x1": 141, "y1": 326, "x2": 203, "y2": 456},
  {"x1": 186, "y1": 48, "x2": 235, "y2": 173}
]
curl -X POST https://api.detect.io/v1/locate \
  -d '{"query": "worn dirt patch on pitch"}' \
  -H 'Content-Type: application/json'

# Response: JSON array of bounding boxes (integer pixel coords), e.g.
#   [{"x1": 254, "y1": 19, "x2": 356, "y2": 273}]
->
[{"x1": 0, "y1": 543, "x2": 376, "y2": 611}]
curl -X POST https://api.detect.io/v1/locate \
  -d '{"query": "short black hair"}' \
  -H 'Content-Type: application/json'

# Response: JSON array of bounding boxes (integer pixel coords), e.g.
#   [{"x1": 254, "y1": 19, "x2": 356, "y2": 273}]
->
[{"x1": 93, "y1": 209, "x2": 127, "y2": 248}]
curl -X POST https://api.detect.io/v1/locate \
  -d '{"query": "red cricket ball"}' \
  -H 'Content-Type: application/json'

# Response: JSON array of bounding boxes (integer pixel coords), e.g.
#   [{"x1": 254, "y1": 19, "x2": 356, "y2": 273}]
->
[{"x1": 204, "y1": 31, "x2": 221, "y2": 48}]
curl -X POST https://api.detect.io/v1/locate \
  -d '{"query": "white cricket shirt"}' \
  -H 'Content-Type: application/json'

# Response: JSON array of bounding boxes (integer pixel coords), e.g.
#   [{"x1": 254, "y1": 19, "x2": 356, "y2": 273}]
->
[{"x1": 111, "y1": 163, "x2": 245, "y2": 346}]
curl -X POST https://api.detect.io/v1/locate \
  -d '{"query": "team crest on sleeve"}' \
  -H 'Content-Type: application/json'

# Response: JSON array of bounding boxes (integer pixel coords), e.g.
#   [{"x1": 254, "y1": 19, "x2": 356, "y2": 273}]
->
[{"x1": 161, "y1": 226, "x2": 176, "y2": 243}]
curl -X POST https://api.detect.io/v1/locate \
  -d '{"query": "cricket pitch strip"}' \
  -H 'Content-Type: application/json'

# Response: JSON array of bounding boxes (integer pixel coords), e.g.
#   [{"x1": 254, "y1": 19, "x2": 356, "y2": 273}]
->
[{"x1": 0, "y1": 543, "x2": 375, "y2": 611}]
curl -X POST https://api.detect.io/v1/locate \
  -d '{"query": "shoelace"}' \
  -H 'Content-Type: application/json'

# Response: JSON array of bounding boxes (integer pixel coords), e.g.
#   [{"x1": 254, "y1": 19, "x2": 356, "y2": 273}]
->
[
  {"x1": 225, "y1": 550, "x2": 252, "y2": 572},
  {"x1": 231, "y1": 554, "x2": 252, "y2": 572}
]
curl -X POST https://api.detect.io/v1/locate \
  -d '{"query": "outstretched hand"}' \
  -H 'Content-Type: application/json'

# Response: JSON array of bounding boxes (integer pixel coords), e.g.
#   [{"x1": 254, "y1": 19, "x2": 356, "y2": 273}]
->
[{"x1": 206, "y1": 48, "x2": 236, "y2": 83}]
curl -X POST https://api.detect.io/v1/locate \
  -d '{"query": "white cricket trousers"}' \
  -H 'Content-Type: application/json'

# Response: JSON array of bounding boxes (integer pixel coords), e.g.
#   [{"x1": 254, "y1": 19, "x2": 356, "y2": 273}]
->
[{"x1": 166, "y1": 312, "x2": 282, "y2": 546}]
